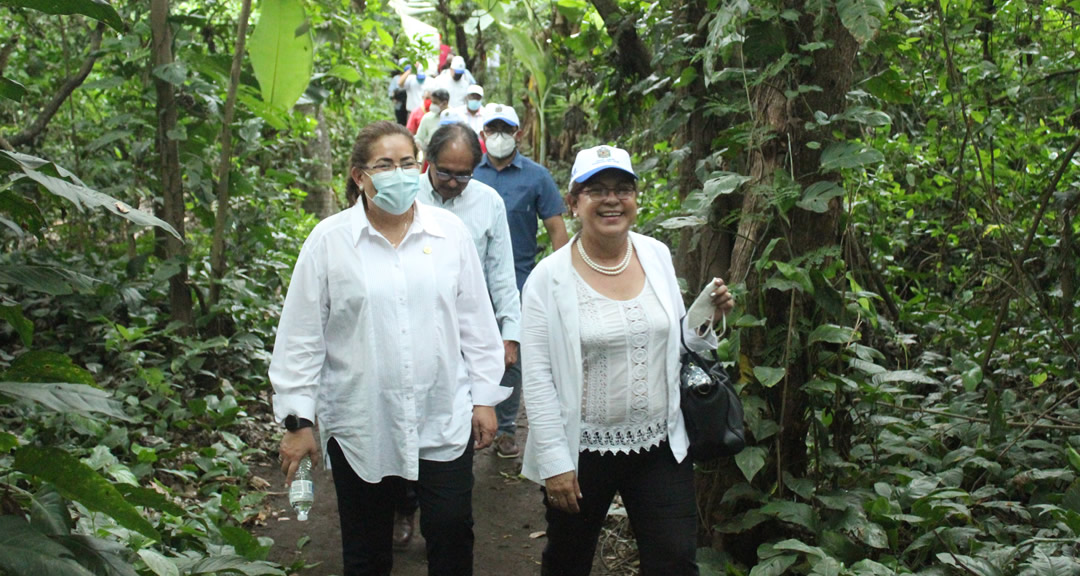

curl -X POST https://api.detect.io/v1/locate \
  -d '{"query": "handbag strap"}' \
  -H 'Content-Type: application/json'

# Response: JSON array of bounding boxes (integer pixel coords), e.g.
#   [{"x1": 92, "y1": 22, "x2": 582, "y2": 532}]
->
[{"x1": 679, "y1": 314, "x2": 723, "y2": 365}]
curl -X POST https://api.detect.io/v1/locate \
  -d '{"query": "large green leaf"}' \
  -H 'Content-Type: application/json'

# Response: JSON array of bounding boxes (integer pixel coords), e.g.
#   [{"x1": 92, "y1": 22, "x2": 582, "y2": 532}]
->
[
  {"x1": 808, "y1": 324, "x2": 858, "y2": 346},
  {"x1": 749, "y1": 553, "x2": 798, "y2": 576},
  {"x1": 797, "y1": 181, "x2": 845, "y2": 213},
  {"x1": 753, "y1": 366, "x2": 786, "y2": 388},
  {"x1": 0, "y1": 264, "x2": 97, "y2": 295},
  {"x1": 735, "y1": 446, "x2": 767, "y2": 482},
  {"x1": 0, "y1": 303, "x2": 33, "y2": 346},
  {"x1": 0, "y1": 382, "x2": 132, "y2": 421},
  {"x1": 819, "y1": 142, "x2": 884, "y2": 172},
  {"x1": 836, "y1": 0, "x2": 885, "y2": 45},
  {"x1": 138, "y1": 550, "x2": 180, "y2": 576},
  {"x1": 56, "y1": 534, "x2": 139, "y2": 576},
  {"x1": 30, "y1": 488, "x2": 73, "y2": 536},
  {"x1": 183, "y1": 555, "x2": 286, "y2": 575},
  {"x1": 760, "y1": 501, "x2": 818, "y2": 531},
  {"x1": 247, "y1": 0, "x2": 314, "y2": 111},
  {"x1": 14, "y1": 446, "x2": 159, "y2": 540},
  {"x1": 0, "y1": 151, "x2": 181, "y2": 240},
  {"x1": 0, "y1": 515, "x2": 98, "y2": 576},
  {"x1": 0, "y1": 0, "x2": 124, "y2": 31},
  {"x1": 0, "y1": 75, "x2": 26, "y2": 102},
  {"x1": 4, "y1": 350, "x2": 97, "y2": 386}
]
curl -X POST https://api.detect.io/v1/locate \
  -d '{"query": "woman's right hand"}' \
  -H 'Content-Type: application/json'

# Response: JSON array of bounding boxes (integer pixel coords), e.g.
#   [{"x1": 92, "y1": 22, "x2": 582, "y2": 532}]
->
[
  {"x1": 279, "y1": 428, "x2": 319, "y2": 486},
  {"x1": 545, "y1": 471, "x2": 582, "y2": 514}
]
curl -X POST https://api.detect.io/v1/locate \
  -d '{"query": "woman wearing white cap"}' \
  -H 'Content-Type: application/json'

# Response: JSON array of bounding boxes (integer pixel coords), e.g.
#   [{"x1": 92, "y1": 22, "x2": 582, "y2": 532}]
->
[{"x1": 520, "y1": 145, "x2": 735, "y2": 575}]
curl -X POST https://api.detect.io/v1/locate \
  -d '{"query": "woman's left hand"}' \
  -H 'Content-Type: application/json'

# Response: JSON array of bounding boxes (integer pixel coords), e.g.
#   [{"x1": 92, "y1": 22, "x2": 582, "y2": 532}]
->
[
  {"x1": 472, "y1": 405, "x2": 497, "y2": 450},
  {"x1": 708, "y1": 277, "x2": 735, "y2": 317}
]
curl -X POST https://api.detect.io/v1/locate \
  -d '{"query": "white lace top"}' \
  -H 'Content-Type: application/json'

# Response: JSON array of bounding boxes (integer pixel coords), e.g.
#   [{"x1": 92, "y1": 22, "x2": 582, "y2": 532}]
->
[{"x1": 575, "y1": 272, "x2": 670, "y2": 455}]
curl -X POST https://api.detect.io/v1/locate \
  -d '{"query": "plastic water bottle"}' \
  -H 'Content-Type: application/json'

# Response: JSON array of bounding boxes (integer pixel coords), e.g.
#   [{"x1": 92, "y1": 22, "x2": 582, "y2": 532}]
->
[{"x1": 289, "y1": 456, "x2": 314, "y2": 521}]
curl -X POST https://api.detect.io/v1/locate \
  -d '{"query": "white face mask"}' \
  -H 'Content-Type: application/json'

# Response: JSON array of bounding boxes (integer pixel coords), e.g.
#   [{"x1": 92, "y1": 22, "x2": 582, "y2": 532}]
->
[
  {"x1": 486, "y1": 133, "x2": 517, "y2": 159},
  {"x1": 429, "y1": 104, "x2": 442, "y2": 115}
]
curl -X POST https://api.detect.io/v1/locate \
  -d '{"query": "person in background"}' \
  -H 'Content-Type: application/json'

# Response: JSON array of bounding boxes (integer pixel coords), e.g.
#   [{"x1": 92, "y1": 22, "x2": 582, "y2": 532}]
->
[
  {"x1": 398, "y1": 64, "x2": 430, "y2": 114},
  {"x1": 415, "y1": 89, "x2": 450, "y2": 155},
  {"x1": 407, "y1": 95, "x2": 430, "y2": 135},
  {"x1": 438, "y1": 55, "x2": 473, "y2": 108},
  {"x1": 454, "y1": 85, "x2": 486, "y2": 135},
  {"x1": 273, "y1": 120, "x2": 507, "y2": 576},
  {"x1": 388, "y1": 59, "x2": 410, "y2": 125},
  {"x1": 417, "y1": 123, "x2": 521, "y2": 459},
  {"x1": 521, "y1": 145, "x2": 735, "y2": 576},
  {"x1": 473, "y1": 103, "x2": 569, "y2": 459}
]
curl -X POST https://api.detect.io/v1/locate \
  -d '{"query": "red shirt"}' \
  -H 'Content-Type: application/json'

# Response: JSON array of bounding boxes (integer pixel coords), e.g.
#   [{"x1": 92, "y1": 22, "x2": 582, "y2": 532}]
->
[{"x1": 407, "y1": 100, "x2": 429, "y2": 134}]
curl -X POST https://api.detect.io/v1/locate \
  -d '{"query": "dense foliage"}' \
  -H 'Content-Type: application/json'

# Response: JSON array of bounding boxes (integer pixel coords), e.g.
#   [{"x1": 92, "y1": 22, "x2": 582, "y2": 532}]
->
[{"x1": 1, "y1": 0, "x2": 1078, "y2": 574}]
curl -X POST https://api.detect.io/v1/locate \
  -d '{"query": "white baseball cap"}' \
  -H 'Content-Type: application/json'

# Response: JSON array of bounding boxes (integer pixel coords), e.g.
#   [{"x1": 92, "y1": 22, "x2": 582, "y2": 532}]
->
[
  {"x1": 439, "y1": 109, "x2": 467, "y2": 125},
  {"x1": 570, "y1": 146, "x2": 637, "y2": 187},
  {"x1": 466, "y1": 84, "x2": 484, "y2": 97},
  {"x1": 451, "y1": 56, "x2": 466, "y2": 72},
  {"x1": 483, "y1": 103, "x2": 519, "y2": 128}
]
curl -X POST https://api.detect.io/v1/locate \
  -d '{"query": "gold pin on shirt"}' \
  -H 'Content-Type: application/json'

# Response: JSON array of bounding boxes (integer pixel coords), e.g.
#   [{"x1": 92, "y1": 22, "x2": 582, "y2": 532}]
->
[{"x1": 423, "y1": 246, "x2": 432, "y2": 254}]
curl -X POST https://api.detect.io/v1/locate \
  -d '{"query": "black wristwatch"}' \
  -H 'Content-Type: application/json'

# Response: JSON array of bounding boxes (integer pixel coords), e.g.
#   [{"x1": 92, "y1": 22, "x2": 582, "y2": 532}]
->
[{"x1": 284, "y1": 414, "x2": 314, "y2": 431}]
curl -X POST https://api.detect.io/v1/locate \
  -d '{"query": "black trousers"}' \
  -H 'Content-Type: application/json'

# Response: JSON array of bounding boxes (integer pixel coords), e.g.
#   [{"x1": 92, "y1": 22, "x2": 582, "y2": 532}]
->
[
  {"x1": 327, "y1": 437, "x2": 475, "y2": 576},
  {"x1": 541, "y1": 442, "x2": 699, "y2": 576}
]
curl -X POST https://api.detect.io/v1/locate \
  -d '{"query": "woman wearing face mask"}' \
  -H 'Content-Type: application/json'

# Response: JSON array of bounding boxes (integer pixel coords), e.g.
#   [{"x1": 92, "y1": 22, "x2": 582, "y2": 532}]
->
[{"x1": 271, "y1": 120, "x2": 508, "y2": 576}]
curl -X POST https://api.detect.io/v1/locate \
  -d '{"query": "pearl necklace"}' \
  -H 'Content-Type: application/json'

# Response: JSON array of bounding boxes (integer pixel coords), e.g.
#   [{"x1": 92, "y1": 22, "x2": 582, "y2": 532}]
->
[{"x1": 577, "y1": 237, "x2": 633, "y2": 275}]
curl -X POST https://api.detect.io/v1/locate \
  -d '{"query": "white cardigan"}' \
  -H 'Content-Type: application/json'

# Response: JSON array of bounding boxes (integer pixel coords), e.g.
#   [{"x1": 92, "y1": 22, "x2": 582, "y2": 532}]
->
[{"x1": 520, "y1": 231, "x2": 717, "y2": 484}]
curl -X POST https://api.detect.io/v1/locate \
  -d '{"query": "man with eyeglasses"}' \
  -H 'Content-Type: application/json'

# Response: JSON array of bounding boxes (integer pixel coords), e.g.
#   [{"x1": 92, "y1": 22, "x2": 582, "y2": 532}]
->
[
  {"x1": 417, "y1": 124, "x2": 520, "y2": 352},
  {"x1": 473, "y1": 103, "x2": 569, "y2": 460}
]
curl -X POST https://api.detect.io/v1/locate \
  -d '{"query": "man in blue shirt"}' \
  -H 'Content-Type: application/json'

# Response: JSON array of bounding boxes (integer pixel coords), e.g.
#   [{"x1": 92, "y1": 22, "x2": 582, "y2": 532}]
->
[{"x1": 474, "y1": 103, "x2": 569, "y2": 459}]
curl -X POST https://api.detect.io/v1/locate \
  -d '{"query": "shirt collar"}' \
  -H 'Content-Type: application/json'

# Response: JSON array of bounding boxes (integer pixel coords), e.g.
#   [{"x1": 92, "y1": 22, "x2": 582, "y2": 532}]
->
[
  {"x1": 480, "y1": 151, "x2": 523, "y2": 171},
  {"x1": 349, "y1": 200, "x2": 446, "y2": 245}
]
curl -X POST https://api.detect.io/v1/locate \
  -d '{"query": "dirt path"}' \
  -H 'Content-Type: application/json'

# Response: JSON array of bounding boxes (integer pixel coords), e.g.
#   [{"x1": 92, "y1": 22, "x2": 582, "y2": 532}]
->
[{"x1": 254, "y1": 418, "x2": 549, "y2": 576}]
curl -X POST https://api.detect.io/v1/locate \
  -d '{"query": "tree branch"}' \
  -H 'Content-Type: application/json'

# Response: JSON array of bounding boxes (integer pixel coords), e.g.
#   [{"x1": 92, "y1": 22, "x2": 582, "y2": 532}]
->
[{"x1": 6, "y1": 23, "x2": 105, "y2": 148}]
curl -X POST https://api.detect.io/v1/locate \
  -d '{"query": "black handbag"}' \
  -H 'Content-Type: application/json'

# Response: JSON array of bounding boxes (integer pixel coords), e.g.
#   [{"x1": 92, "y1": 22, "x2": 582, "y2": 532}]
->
[{"x1": 679, "y1": 328, "x2": 746, "y2": 461}]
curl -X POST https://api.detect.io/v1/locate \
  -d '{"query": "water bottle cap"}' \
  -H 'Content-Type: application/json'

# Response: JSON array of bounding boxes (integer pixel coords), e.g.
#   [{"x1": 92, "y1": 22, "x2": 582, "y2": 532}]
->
[{"x1": 297, "y1": 510, "x2": 309, "y2": 521}]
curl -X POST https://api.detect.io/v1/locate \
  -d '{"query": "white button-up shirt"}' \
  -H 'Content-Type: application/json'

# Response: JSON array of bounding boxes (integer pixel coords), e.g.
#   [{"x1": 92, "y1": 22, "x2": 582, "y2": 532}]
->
[
  {"x1": 269, "y1": 201, "x2": 508, "y2": 483},
  {"x1": 418, "y1": 174, "x2": 521, "y2": 342}
]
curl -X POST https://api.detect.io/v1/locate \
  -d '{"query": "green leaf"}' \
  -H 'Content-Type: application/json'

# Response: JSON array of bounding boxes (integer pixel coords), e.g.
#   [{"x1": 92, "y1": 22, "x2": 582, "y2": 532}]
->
[
  {"x1": 0, "y1": 431, "x2": 16, "y2": 452},
  {"x1": 116, "y1": 484, "x2": 185, "y2": 517},
  {"x1": 658, "y1": 215, "x2": 708, "y2": 230},
  {"x1": 760, "y1": 501, "x2": 818, "y2": 531},
  {"x1": 936, "y1": 553, "x2": 1004, "y2": 576},
  {"x1": 152, "y1": 62, "x2": 188, "y2": 86},
  {"x1": 0, "y1": 303, "x2": 33, "y2": 346},
  {"x1": 797, "y1": 181, "x2": 845, "y2": 213},
  {"x1": 819, "y1": 142, "x2": 884, "y2": 172},
  {"x1": 749, "y1": 553, "x2": 798, "y2": 576},
  {"x1": 30, "y1": 488, "x2": 72, "y2": 536},
  {"x1": 325, "y1": 64, "x2": 360, "y2": 83},
  {"x1": 870, "y1": 370, "x2": 937, "y2": 386},
  {"x1": 0, "y1": 382, "x2": 132, "y2": 421},
  {"x1": 736, "y1": 446, "x2": 767, "y2": 483},
  {"x1": 0, "y1": 515, "x2": 98, "y2": 576},
  {"x1": 4, "y1": 350, "x2": 96, "y2": 386},
  {"x1": 220, "y1": 524, "x2": 270, "y2": 561},
  {"x1": 0, "y1": 264, "x2": 96, "y2": 296},
  {"x1": 0, "y1": 75, "x2": 26, "y2": 102},
  {"x1": 138, "y1": 550, "x2": 179, "y2": 576},
  {"x1": 1018, "y1": 553, "x2": 1080, "y2": 576},
  {"x1": 836, "y1": 0, "x2": 885, "y2": 45},
  {"x1": 0, "y1": 151, "x2": 181, "y2": 239},
  {"x1": 55, "y1": 534, "x2": 138, "y2": 576},
  {"x1": 808, "y1": 324, "x2": 857, "y2": 346},
  {"x1": 185, "y1": 555, "x2": 285, "y2": 575},
  {"x1": 248, "y1": 0, "x2": 314, "y2": 111},
  {"x1": 15, "y1": 446, "x2": 158, "y2": 540},
  {"x1": 754, "y1": 366, "x2": 786, "y2": 388},
  {"x1": 773, "y1": 538, "x2": 827, "y2": 558},
  {"x1": 0, "y1": 0, "x2": 125, "y2": 31},
  {"x1": 1067, "y1": 446, "x2": 1080, "y2": 474}
]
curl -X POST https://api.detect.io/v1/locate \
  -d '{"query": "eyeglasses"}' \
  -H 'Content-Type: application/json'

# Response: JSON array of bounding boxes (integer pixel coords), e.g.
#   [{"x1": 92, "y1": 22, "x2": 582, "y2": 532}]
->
[
  {"x1": 582, "y1": 184, "x2": 637, "y2": 200},
  {"x1": 432, "y1": 167, "x2": 472, "y2": 185},
  {"x1": 484, "y1": 125, "x2": 517, "y2": 136},
  {"x1": 363, "y1": 160, "x2": 419, "y2": 173}
]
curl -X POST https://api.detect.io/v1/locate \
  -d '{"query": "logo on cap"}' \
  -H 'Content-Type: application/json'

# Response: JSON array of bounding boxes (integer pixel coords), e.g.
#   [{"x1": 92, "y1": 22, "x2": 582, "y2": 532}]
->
[
  {"x1": 597, "y1": 147, "x2": 611, "y2": 158},
  {"x1": 495, "y1": 106, "x2": 503, "y2": 112}
]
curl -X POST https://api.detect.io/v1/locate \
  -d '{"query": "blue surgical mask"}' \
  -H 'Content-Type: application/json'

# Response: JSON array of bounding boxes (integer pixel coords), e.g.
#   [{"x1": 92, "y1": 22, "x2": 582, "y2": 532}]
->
[
  {"x1": 367, "y1": 168, "x2": 420, "y2": 215},
  {"x1": 467, "y1": 99, "x2": 481, "y2": 112}
]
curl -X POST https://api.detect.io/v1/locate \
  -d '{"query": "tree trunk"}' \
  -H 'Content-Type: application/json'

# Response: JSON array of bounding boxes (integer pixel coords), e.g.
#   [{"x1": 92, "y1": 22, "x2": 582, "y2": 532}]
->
[
  {"x1": 728, "y1": 9, "x2": 859, "y2": 490},
  {"x1": 150, "y1": 0, "x2": 193, "y2": 328},
  {"x1": 298, "y1": 104, "x2": 338, "y2": 220},
  {"x1": 209, "y1": 0, "x2": 253, "y2": 307},
  {"x1": 589, "y1": 0, "x2": 653, "y2": 80}
]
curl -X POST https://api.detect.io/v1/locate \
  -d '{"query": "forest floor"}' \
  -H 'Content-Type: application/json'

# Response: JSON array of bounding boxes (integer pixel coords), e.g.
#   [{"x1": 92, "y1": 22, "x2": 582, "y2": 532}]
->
[{"x1": 250, "y1": 408, "x2": 638, "y2": 576}]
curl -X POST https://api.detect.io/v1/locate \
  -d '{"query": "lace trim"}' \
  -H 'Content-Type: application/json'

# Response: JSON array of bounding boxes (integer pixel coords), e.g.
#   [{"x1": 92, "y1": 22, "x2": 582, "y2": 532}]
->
[
  {"x1": 580, "y1": 419, "x2": 669, "y2": 455},
  {"x1": 622, "y1": 299, "x2": 650, "y2": 424},
  {"x1": 577, "y1": 276, "x2": 607, "y2": 422}
]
